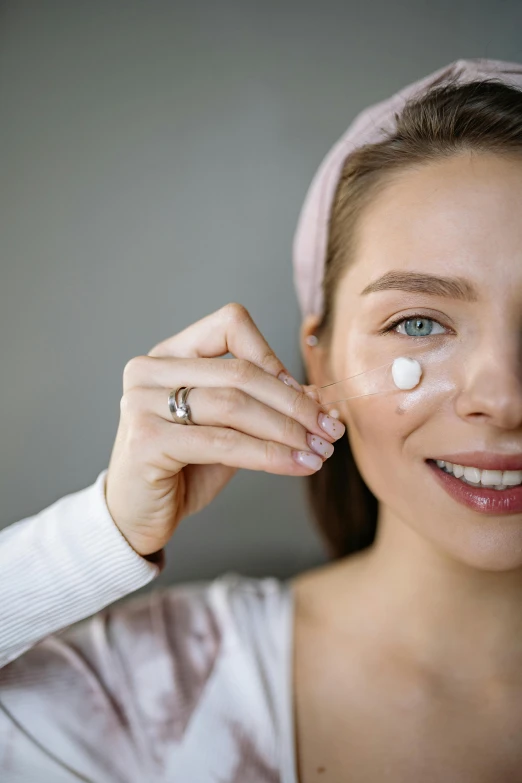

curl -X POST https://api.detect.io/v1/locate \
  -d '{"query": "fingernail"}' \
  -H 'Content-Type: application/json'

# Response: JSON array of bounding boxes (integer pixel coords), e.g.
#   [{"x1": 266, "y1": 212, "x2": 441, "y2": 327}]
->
[
  {"x1": 306, "y1": 433, "x2": 334, "y2": 459},
  {"x1": 291, "y1": 450, "x2": 323, "y2": 471},
  {"x1": 278, "y1": 371, "x2": 302, "y2": 392},
  {"x1": 303, "y1": 385, "x2": 321, "y2": 403},
  {"x1": 318, "y1": 412, "x2": 346, "y2": 440}
]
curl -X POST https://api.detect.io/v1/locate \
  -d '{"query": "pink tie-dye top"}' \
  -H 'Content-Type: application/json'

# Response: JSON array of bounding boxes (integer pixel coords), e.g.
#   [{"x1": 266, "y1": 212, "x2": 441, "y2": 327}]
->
[{"x1": 0, "y1": 470, "x2": 297, "y2": 782}]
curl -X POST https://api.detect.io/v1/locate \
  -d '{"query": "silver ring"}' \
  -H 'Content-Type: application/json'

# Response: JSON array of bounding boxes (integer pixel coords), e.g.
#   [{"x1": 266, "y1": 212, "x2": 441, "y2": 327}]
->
[{"x1": 168, "y1": 386, "x2": 194, "y2": 424}]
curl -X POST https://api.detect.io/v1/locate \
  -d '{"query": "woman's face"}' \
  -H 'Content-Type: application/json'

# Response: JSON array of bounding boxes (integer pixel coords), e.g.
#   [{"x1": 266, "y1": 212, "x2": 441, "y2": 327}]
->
[{"x1": 316, "y1": 151, "x2": 522, "y2": 570}]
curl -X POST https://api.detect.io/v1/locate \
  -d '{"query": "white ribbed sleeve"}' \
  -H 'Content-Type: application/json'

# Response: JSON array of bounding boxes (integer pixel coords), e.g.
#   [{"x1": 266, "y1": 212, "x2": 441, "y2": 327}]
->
[{"x1": 0, "y1": 468, "x2": 160, "y2": 668}]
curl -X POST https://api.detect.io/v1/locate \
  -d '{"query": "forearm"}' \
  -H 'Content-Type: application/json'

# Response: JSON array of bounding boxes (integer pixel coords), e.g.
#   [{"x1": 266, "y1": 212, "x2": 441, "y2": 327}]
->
[{"x1": 0, "y1": 468, "x2": 161, "y2": 667}]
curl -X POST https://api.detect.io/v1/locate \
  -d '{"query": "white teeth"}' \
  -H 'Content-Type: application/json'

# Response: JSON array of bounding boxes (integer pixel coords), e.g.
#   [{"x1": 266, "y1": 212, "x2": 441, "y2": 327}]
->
[
  {"x1": 480, "y1": 469, "x2": 503, "y2": 486},
  {"x1": 434, "y1": 460, "x2": 522, "y2": 490},
  {"x1": 503, "y1": 470, "x2": 522, "y2": 486},
  {"x1": 463, "y1": 466, "x2": 481, "y2": 485}
]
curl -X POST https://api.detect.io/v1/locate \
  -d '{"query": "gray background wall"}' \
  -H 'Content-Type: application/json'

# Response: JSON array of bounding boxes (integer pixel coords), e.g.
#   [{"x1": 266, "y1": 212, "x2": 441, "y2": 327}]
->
[{"x1": 1, "y1": 0, "x2": 520, "y2": 589}]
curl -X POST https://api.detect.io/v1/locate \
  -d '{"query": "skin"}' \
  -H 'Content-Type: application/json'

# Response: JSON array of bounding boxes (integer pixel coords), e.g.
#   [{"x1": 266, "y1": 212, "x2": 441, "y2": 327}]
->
[{"x1": 291, "y1": 151, "x2": 522, "y2": 782}]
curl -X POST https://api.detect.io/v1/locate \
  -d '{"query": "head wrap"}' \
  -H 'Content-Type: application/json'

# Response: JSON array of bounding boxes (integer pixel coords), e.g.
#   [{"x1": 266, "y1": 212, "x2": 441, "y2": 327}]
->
[{"x1": 292, "y1": 57, "x2": 522, "y2": 320}]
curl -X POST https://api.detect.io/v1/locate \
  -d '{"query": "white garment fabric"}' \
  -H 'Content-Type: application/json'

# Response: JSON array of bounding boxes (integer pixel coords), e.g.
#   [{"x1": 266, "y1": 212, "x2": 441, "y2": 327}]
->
[{"x1": 0, "y1": 470, "x2": 297, "y2": 782}]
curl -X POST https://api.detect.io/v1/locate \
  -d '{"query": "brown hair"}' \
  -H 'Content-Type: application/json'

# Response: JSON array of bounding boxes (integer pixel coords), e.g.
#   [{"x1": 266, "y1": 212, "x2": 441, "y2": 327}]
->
[{"x1": 303, "y1": 77, "x2": 522, "y2": 560}]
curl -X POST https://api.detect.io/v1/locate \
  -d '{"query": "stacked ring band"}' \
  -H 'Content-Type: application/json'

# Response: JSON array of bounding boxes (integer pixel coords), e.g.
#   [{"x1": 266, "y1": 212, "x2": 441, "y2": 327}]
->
[{"x1": 168, "y1": 386, "x2": 194, "y2": 424}]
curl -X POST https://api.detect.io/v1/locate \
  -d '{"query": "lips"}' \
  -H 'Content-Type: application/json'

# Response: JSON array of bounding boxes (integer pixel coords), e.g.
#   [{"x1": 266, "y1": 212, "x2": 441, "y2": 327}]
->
[{"x1": 427, "y1": 459, "x2": 522, "y2": 515}]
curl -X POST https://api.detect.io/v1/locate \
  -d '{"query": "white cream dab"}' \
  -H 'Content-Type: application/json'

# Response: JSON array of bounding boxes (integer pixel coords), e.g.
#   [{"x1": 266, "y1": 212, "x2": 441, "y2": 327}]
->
[{"x1": 391, "y1": 357, "x2": 422, "y2": 390}]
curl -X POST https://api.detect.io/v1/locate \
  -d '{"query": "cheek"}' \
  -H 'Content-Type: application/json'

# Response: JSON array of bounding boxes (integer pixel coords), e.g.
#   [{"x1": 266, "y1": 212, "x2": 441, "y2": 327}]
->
[
  {"x1": 341, "y1": 395, "x2": 406, "y2": 492},
  {"x1": 338, "y1": 383, "x2": 445, "y2": 502},
  {"x1": 329, "y1": 325, "x2": 464, "y2": 494},
  {"x1": 331, "y1": 332, "x2": 461, "y2": 433}
]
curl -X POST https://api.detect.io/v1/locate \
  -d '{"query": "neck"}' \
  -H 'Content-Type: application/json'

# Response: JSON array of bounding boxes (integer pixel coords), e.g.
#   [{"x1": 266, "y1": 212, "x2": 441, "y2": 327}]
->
[{"x1": 336, "y1": 507, "x2": 522, "y2": 680}]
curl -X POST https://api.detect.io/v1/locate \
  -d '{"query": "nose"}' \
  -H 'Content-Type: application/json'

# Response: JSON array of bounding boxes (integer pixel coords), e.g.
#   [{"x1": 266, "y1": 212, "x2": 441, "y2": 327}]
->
[{"x1": 454, "y1": 340, "x2": 522, "y2": 430}]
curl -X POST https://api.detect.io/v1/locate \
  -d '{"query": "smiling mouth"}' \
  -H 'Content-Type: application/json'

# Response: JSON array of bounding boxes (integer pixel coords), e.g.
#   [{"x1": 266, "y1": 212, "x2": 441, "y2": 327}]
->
[
  {"x1": 426, "y1": 459, "x2": 522, "y2": 515},
  {"x1": 431, "y1": 459, "x2": 522, "y2": 491}
]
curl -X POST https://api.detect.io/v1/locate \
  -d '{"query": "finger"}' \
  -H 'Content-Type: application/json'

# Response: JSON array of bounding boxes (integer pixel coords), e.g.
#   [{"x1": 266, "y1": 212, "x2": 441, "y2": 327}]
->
[
  {"x1": 146, "y1": 302, "x2": 302, "y2": 390},
  {"x1": 123, "y1": 359, "x2": 345, "y2": 443},
  {"x1": 138, "y1": 415, "x2": 325, "y2": 476},
  {"x1": 302, "y1": 383, "x2": 322, "y2": 403},
  {"x1": 124, "y1": 386, "x2": 336, "y2": 459}
]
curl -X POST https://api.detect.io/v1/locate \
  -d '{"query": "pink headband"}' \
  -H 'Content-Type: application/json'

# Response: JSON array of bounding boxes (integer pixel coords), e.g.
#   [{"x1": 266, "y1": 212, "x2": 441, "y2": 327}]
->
[{"x1": 292, "y1": 57, "x2": 522, "y2": 320}]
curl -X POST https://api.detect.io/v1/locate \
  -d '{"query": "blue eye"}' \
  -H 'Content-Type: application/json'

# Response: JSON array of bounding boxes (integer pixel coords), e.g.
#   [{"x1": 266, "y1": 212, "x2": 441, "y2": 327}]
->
[{"x1": 388, "y1": 316, "x2": 446, "y2": 337}]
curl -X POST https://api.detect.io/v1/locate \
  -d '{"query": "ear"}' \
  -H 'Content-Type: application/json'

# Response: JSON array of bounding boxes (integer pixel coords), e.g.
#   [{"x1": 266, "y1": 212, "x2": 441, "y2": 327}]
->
[{"x1": 300, "y1": 314, "x2": 333, "y2": 389}]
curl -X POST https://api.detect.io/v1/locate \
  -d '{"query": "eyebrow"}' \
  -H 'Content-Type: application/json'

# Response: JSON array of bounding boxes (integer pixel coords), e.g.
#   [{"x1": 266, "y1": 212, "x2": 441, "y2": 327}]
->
[{"x1": 359, "y1": 270, "x2": 479, "y2": 302}]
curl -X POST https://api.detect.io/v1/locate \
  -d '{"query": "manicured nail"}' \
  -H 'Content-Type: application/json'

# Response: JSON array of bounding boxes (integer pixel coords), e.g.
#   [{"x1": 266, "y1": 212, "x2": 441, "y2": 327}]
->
[
  {"x1": 306, "y1": 433, "x2": 334, "y2": 459},
  {"x1": 318, "y1": 412, "x2": 346, "y2": 440},
  {"x1": 291, "y1": 450, "x2": 323, "y2": 471},
  {"x1": 278, "y1": 371, "x2": 302, "y2": 392},
  {"x1": 303, "y1": 385, "x2": 321, "y2": 403}
]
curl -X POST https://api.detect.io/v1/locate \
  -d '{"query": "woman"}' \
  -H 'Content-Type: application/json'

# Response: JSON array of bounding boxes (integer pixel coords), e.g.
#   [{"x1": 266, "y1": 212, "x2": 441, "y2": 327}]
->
[{"x1": 1, "y1": 57, "x2": 522, "y2": 782}]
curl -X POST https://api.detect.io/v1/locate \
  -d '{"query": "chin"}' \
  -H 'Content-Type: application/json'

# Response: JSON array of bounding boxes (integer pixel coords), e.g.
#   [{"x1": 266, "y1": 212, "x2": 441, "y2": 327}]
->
[
  {"x1": 366, "y1": 459, "x2": 522, "y2": 573},
  {"x1": 420, "y1": 457, "x2": 522, "y2": 572},
  {"x1": 435, "y1": 532, "x2": 522, "y2": 573}
]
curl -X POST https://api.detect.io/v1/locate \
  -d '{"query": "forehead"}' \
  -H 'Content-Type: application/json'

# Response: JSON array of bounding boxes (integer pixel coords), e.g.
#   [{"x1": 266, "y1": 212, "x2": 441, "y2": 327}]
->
[{"x1": 347, "y1": 151, "x2": 522, "y2": 288}]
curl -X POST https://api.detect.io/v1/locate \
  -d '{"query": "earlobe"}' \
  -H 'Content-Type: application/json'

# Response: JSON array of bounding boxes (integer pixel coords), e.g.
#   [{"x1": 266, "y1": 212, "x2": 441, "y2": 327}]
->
[
  {"x1": 300, "y1": 313, "x2": 323, "y2": 360},
  {"x1": 300, "y1": 315, "x2": 332, "y2": 390},
  {"x1": 300, "y1": 317, "x2": 349, "y2": 427}
]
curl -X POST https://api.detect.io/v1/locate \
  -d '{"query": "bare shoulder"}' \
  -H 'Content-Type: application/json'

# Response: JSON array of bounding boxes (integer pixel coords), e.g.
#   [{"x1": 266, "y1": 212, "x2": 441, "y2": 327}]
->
[{"x1": 289, "y1": 551, "x2": 371, "y2": 629}]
